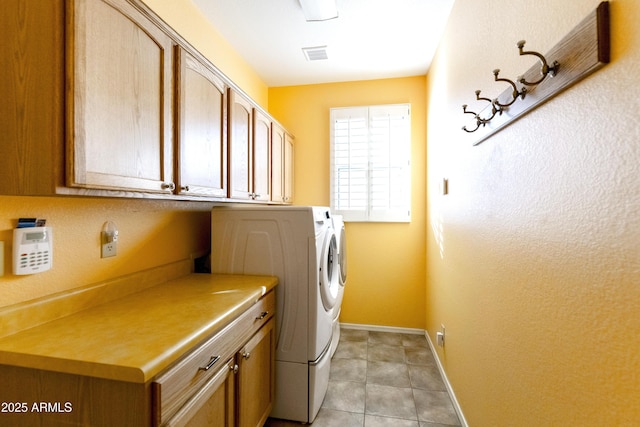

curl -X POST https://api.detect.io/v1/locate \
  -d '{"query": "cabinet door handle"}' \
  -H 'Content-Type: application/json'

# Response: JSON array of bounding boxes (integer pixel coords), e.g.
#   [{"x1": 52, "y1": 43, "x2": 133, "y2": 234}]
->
[
  {"x1": 181, "y1": 185, "x2": 190, "y2": 192},
  {"x1": 255, "y1": 311, "x2": 269, "y2": 320},
  {"x1": 199, "y1": 355, "x2": 221, "y2": 371},
  {"x1": 230, "y1": 364, "x2": 239, "y2": 374},
  {"x1": 242, "y1": 351, "x2": 251, "y2": 359},
  {"x1": 161, "y1": 182, "x2": 175, "y2": 191}
]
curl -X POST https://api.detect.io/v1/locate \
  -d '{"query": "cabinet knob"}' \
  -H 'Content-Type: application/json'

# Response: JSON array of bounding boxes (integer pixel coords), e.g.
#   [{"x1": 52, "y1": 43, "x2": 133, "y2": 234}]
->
[
  {"x1": 181, "y1": 185, "x2": 190, "y2": 192},
  {"x1": 242, "y1": 351, "x2": 251, "y2": 359},
  {"x1": 230, "y1": 364, "x2": 239, "y2": 374},
  {"x1": 255, "y1": 311, "x2": 269, "y2": 320},
  {"x1": 161, "y1": 182, "x2": 175, "y2": 191}
]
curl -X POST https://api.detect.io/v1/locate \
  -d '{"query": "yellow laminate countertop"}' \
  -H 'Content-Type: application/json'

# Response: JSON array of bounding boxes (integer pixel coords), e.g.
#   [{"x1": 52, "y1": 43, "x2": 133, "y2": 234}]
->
[{"x1": 0, "y1": 274, "x2": 277, "y2": 384}]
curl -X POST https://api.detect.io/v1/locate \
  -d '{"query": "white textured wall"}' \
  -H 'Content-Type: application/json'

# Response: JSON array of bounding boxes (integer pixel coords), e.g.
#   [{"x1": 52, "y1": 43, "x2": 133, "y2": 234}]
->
[{"x1": 426, "y1": 0, "x2": 640, "y2": 425}]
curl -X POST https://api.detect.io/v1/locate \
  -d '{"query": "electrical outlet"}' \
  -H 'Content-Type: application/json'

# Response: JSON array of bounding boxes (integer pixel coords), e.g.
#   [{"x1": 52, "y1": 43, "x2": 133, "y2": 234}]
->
[
  {"x1": 101, "y1": 221, "x2": 118, "y2": 258},
  {"x1": 101, "y1": 234, "x2": 117, "y2": 258},
  {"x1": 436, "y1": 324, "x2": 445, "y2": 347}
]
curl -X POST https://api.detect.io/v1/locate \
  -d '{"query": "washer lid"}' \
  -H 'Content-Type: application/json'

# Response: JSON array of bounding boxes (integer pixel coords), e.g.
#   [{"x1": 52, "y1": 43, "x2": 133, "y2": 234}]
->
[{"x1": 319, "y1": 231, "x2": 339, "y2": 311}]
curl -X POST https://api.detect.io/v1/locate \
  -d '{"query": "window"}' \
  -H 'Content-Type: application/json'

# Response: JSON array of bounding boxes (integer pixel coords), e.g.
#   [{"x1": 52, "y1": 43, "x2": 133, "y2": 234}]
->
[{"x1": 330, "y1": 104, "x2": 411, "y2": 222}]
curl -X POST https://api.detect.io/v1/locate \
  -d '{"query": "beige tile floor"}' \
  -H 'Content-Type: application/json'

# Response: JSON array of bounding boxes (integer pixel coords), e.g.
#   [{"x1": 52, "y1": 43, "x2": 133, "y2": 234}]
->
[{"x1": 265, "y1": 328, "x2": 461, "y2": 427}]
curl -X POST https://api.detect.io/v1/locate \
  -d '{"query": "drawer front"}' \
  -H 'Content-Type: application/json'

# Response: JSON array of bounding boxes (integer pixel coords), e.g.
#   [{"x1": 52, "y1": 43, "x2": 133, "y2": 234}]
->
[
  {"x1": 165, "y1": 358, "x2": 235, "y2": 427},
  {"x1": 152, "y1": 290, "x2": 275, "y2": 425}
]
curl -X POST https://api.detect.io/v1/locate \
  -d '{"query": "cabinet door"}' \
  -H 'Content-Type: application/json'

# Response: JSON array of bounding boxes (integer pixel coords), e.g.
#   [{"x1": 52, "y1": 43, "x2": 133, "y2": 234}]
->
[
  {"x1": 283, "y1": 133, "x2": 294, "y2": 203},
  {"x1": 68, "y1": 0, "x2": 175, "y2": 194},
  {"x1": 237, "y1": 318, "x2": 275, "y2": 427},
  {"x1": 228, "y1": 90, "x2": 253, "y2": 200},
  {"x1": 270, "y1": 124, "x2": 285, "y2": 204},
  {"x1": 0, "y1": 0, "x2": 64, "y2": 196},
  {"x1": 165, "y1": 358, "x2": 236, "y2": 427},
  {"x1": 252, "y1": 110, "x2": 271, "y2": 202},
  {"x1": 271, "y1": 124, "x2": 294, "y2": 204},
  {"x1": 175, "y1": 47, "x2": 227, "y2": 198}
]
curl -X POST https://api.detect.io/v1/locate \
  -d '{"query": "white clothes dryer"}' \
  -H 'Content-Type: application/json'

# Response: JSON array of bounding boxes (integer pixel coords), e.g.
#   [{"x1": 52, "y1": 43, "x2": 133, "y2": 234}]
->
[
  {"x1": 210, "y1": 206, "x2": 340, "y2": 423},
  {"x1": 330, "y1": 215, "x2": 347, "y2": 357}
]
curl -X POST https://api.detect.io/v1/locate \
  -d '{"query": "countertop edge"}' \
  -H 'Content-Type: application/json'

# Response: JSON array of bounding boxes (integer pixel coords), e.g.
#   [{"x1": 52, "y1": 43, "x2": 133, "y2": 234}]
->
[{"x1": 0, "y1": 273, "x2": 278, "y2": 384}]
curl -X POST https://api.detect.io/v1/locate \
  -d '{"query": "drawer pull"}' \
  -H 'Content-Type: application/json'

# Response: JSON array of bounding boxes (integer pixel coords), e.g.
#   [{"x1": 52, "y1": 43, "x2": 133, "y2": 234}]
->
[
  {"x1": 199, "y1": 355, "x2": 221, "y2": 372},
  {"x1": 256, "y1": 311, "x2": 269, "y2": 320}
]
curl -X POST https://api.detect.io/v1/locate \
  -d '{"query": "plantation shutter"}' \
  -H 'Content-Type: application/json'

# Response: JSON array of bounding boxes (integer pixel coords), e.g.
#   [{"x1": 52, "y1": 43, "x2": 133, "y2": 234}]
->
[{"x1": 330, "y1": 104, "x2": 411, "y2": 222}]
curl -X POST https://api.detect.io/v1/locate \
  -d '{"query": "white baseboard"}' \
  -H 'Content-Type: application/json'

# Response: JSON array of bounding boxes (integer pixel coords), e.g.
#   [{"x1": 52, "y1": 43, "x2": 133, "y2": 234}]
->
[
  {"x1": 424, "y1": 331, "x2": 469, "y2": 427},
  {"x1": 339, "y1": 322, "x2": 468, "y2": 427},
  {"x1": 340, "y1": 322, "x2": 424, "y2": 335}
]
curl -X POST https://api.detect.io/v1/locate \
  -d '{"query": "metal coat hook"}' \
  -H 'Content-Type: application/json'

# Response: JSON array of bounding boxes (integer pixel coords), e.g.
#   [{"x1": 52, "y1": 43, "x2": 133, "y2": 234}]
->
[
  {"x1": 475, "y1": 90, "x2": 500, "y2": 121},
  {"x1": 459, "y1": 2, "x2": 609, "y2": 143},
  {"x1": 516, "y1": 40, "x2": 559, "y2": 86},
  {"x1": 461, "y1": 104, "x2": 482, "y2": 133},
  {"x1": 492, "y1": 69, "x2": 526, "y2": 108}
]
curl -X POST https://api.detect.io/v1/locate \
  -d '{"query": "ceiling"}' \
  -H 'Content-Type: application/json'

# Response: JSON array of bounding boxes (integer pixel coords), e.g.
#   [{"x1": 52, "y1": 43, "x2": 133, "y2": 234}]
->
[{"x1": 190, "y1": 0, "x2": 455, "y2": 87}]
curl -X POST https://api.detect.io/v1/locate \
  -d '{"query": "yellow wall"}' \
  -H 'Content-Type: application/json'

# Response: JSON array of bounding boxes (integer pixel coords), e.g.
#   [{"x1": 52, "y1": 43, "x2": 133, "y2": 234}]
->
[
  {"x1": 0, "y1": 0, "x2": 267, "y2": 308},
  {"x1": 269, "y1": 77, "x2": 427, "y2": 329},
  {"x1": 0, "y1": 197, "x2": 212, "y2": 306},
  {"x1": 426, "y1": 0, "x2": 640, "y2": 425},
  {"x1": 142, "y1": 0, "x2": 268, "y2": 107}
]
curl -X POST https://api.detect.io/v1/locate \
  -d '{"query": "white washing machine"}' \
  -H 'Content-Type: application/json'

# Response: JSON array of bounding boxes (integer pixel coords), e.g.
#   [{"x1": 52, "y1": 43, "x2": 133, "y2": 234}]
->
[
  {"x1": 330, "y1": 215, "x2": 347, "y2": 357},
  {"x1": 210, "y1": 206, "x2": 340, "y2": 423}
]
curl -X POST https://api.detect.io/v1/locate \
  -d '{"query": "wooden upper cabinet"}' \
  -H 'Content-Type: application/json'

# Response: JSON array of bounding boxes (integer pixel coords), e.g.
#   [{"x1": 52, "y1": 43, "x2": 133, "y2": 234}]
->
[
  {"x1": 67, "y1": 0, "x2": 175, "y2": 194},
  {"x1": 228, "y1": 90, "x2": 253, "y2": 200},
  {"x1": 271, "y1": 124, "x2": 294, "y2": 204},
  {"x1": 271, "y1": 124, "x2": 284, "y2": 204},
  {"x1": 1, "y1": 0, "x2": 294, "y2": 203},
  {"x1": 227, "y1": 90, "x2": 274, "y2": 202},
  {"x1": 1, "y1": 0, "x2": 65, "y2": 196},
  {"x1": 175, "y1": 47, "x2": 227, "y2": 198},
  {"x1": 252, "y1": 110, "x2": 272, "y2": 202},
  {"x1": 283, "y1": 133, "x2": 294, "y2": 203}
]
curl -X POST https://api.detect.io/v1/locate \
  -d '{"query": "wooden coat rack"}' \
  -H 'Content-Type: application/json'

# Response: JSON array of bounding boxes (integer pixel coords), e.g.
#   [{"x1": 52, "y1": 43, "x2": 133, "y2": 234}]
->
[{"x1": 461, "y1": 1, "x2": 610, "y2": 146}]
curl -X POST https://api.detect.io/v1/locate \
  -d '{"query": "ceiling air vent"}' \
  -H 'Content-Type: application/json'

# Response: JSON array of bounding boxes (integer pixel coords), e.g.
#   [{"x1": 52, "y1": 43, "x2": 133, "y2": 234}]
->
[{"x1": 302, "y1": 46, "x2": 329, "y2": 61}]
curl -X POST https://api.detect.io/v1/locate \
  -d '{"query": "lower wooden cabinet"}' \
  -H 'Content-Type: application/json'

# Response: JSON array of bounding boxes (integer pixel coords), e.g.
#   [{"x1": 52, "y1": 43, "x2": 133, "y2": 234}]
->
[
  {"x1": 0, "y1": 290, "x2": 275, "y2": 427},
  {"x1": 153, "y1": 291, "x2": 276, "y2": 427},
  {"x1": 236, "y1": 319, "x2": 275, "y2": 427},
  {"x1": 164, "y1": 358, "x2": 236, "y2": 427},
  {"x1": 159, "y1": 318, "x2": 275, "y2": 427}
]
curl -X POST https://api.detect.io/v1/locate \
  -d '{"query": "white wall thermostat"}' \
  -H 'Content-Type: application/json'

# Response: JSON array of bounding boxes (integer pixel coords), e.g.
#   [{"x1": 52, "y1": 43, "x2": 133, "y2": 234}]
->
[{"x1": 13, "y1": 226, "x2": 53, "y2": 275}]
